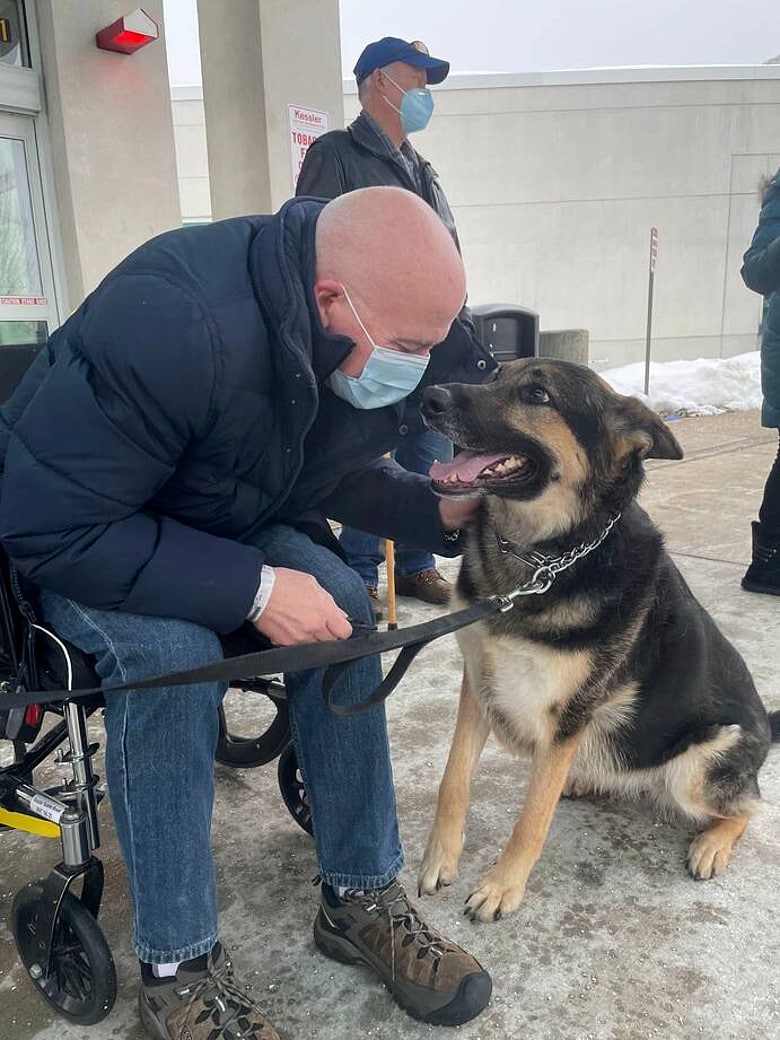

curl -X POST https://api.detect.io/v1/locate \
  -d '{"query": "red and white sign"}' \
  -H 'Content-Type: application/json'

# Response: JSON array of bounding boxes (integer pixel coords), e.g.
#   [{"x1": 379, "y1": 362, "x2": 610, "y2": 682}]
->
[
  {"x1": 0, "y1": 296, "x2": 48, "y2": 306},
  {"x1": 288, "y1": 105, "x2": 329, "y2": 190},
  {"x1": 649, "y1": 227, "x2": 659, "y2": 272}
]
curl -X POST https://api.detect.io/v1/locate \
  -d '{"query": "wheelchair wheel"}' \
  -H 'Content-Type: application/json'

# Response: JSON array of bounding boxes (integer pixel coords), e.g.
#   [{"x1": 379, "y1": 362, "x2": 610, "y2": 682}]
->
[
  {"x1": 12, "y1": 883, "x2": 117, "y2": 1024},
  {"x1": 278, "y1": 742, "x2": 313, "y2": 835},
  {"x1": 216, "y1": 684, "x2": 291, "y2": 768}
]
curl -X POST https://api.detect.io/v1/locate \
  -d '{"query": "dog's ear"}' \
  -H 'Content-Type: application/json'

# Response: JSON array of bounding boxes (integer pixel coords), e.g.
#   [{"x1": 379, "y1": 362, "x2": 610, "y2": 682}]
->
[{"x1": 610, "y1": 395, "x2": 684, "y2": 461}]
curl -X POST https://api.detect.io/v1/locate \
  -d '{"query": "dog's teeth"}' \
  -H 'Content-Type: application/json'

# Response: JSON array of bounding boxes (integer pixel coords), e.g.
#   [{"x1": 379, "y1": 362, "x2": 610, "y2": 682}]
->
[{"x1": 483, "y1": 468, "x2": 494, "y2": 476}]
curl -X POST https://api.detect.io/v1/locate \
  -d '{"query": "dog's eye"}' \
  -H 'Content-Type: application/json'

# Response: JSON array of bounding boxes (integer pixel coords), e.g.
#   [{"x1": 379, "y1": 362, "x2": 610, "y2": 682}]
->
[{"x1": 522, "y1": 385, "x2": 550, "y2": 405}]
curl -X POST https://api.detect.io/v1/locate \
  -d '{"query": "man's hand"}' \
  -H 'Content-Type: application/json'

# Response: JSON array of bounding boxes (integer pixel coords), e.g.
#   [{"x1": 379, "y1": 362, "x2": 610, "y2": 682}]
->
[
  {"x1": 439, "y1": 496, "x2": 481, "y2": 532},
  {"x1": 252, "y1": 567, "x2": 352, "y2": 645}
]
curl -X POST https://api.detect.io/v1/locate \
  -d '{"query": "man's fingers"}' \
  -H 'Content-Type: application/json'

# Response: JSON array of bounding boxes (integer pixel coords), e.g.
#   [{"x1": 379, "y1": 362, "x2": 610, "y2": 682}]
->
[{"x1": 325, "y1": 610, "x2": 352, "y2": 641}]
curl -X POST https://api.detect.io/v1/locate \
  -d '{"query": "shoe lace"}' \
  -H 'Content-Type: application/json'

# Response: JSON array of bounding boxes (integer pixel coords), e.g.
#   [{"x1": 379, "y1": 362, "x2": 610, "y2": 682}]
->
[
  {"x1": 357, "y1": 881, "x2": 447, "y2": 982},
  {"x1": 175, "y1": 949, "x2": 265, "y2": 1039}
]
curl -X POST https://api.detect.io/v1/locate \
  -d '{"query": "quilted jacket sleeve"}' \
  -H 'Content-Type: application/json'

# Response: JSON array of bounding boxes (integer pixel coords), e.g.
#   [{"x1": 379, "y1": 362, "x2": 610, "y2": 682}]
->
[
  {"x1": 0, "y1": 274, "x2": 264, "y2": 633},
  {"x1": 741, "y1": 173, "x2": 780, "y2": 298},
  {"x1": 320, "y1": 456, "x2": 463, "y2": 557}
]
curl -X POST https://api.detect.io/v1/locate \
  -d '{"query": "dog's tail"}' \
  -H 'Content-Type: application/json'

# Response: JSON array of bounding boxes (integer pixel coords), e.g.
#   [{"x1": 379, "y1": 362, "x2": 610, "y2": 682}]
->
[{"x1": 770, "y1": 711, "x2": 780, "y2": 744}]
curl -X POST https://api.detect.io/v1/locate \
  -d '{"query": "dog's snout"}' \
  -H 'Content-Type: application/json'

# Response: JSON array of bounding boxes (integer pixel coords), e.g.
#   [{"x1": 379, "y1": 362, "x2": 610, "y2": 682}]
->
[{"x1": 421, "y1": 385, "x2": 453, "y2": 419}]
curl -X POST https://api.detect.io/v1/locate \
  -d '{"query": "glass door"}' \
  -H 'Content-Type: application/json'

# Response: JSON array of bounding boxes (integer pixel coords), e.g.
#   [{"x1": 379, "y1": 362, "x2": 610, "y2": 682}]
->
[{"x1": 0, "y1": 110, "x2": 59, "y2": 346}]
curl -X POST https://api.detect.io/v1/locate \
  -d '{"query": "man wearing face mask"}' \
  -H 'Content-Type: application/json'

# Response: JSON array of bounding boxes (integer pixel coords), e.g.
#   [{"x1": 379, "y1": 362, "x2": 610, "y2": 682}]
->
[
  {"x1": 0, "y1": 187, "x2": 494, "y2": 1040},
  {"x1": 297, "y1": 37, "x2": 486, "y2": 615}
]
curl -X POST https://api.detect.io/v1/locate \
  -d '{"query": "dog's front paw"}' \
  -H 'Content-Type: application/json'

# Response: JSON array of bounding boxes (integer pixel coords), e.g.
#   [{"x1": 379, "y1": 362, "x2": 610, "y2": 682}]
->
[
  {"x1": 687, "y1": 830, "x2": 734, "y2": 880},
  {"x1": 464, "y1": 869, "x2": 527, "y2": 922},
  {"x1": 418, "y1": 829, "x2": 462, "y2": 896}
]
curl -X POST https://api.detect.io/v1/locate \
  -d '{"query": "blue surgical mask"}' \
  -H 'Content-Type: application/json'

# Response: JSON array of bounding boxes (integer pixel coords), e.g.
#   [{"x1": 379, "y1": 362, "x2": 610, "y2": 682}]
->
[
  {"x1": 329, "y1": 288, "x2": 430, "y2": 409},
  {"x1": 382, "y1": 72, "x2": 435, "y2": 135}
]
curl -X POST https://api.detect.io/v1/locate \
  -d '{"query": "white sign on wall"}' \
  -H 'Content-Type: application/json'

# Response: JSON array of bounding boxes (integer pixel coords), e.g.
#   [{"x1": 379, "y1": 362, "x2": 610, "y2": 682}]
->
[{"x1": 288, "y1": 104, "x2": 329, "y2": 191}]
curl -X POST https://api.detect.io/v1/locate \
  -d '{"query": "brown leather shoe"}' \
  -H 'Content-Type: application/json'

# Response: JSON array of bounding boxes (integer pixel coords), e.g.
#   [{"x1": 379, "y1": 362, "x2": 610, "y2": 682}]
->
[
  {"x1": 394, "y1": 568, "x2": 452, "y2": 605},
  {"x1": 139, "y1": 943, "x2": 280, "y2": 1040},
  {"x1": 366, "y1": 584, "x2": 385, "y2": 621},
  {"x1": 314, "y1": 881, "x2": 491, "y2": 1026}
]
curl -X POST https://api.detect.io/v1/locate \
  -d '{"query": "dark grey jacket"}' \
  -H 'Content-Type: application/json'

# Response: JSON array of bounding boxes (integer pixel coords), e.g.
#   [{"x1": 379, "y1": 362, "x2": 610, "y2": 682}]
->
[
  {"x1": 742, "y1": 169, "x2": 780, "y2": 428},
  {"x1": 297, "y1": 111, "x2": 460, "y2": 247}
]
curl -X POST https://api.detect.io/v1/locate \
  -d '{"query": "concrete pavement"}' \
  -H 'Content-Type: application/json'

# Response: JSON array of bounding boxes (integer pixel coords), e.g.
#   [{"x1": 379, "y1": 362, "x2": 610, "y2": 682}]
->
[{"x1": 1, "y1": 409, "x2": 779, "y2": 1040}]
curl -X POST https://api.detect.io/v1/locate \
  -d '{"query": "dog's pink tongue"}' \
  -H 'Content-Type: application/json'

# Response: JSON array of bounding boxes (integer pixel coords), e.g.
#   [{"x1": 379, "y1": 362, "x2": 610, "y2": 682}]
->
[{"x1": 429, "y1": 450, "x2": 509, "y2": 484}]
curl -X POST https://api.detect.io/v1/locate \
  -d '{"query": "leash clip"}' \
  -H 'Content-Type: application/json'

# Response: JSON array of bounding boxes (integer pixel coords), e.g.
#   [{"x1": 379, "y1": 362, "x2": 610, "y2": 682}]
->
[
  {"x1": 529, "y1": 565, "x2": 555, "y2": 593},
  {"x1": 496, "y1": 564, "x2": 554, "y2": 611}
]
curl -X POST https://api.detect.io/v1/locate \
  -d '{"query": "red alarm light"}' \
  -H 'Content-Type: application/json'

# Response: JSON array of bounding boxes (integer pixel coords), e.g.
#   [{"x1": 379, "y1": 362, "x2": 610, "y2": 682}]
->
[{"x1": 95, "y1": 8, "x2": 158, "y2": 54}]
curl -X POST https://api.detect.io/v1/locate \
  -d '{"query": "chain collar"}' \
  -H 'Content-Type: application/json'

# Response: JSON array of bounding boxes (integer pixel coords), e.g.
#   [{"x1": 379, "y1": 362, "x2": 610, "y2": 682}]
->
[{"x1": 492, "y1": 512, "x2": 621, "y2": 612}]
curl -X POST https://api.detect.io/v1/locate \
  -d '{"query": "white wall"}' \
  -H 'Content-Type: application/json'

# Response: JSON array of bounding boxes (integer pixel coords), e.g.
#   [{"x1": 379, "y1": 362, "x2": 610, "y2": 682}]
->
[
  {"x1": 37, "y1": 0, "x2": 181, "y2": 306},
  {"x1": 171, "y1": 89, "x2": 210, "y2": 222},
  {"x1": 172, "y1": 66, "x2": 780, "y2": 367}
]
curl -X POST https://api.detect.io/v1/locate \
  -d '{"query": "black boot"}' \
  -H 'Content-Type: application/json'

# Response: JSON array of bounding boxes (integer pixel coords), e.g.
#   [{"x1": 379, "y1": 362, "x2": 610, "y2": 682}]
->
[{"x1": 741, "y1": 521, "x2": 780, "y2": 595}]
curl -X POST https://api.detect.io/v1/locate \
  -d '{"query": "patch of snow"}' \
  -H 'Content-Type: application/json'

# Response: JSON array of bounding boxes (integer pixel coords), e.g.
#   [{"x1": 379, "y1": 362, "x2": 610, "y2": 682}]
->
[{"x1": 600, "y1": 351, "x2": 762, "y2": 418}]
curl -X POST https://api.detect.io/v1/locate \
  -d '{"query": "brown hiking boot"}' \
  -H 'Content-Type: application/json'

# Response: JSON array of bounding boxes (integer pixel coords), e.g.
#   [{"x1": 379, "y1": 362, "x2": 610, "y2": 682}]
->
[
  {"x1": 394, "y1": 568, "x2": 452, "y2": 605},
  {"x1": 313, "y1": 880, "x2": 491, "y2": 1026},
  {"x1": 139, "y1": 942, "x2": 280, "y2": 1040}
]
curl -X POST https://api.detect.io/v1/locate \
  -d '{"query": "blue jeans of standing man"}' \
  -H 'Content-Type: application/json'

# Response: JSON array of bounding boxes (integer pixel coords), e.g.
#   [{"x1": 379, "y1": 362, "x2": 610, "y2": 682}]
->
[
  {"x1": 38, "y1": 523, "x2": 403, "y2": 965},
  {"x1": 340, "y1": 427, "x2": 453, "y2": 586}
]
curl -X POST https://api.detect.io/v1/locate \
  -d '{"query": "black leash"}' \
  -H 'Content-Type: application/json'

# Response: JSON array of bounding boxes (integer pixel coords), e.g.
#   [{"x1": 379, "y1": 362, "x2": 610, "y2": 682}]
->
[
  {"x1": 0, "y1": 597, "x2": 504, "y2": 717},
  {"x1": 0, "y1": 514, "x2": 621, "y2": 718}
]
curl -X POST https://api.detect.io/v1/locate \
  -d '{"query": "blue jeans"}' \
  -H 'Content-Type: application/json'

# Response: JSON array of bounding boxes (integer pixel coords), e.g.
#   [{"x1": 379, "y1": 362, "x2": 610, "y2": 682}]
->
[
  {"x1": 340, "y1": 428, "x2": 453, "y2": 585},
  {"x1": 38, "y1": 524, "x2": 403, "y2": 964}
]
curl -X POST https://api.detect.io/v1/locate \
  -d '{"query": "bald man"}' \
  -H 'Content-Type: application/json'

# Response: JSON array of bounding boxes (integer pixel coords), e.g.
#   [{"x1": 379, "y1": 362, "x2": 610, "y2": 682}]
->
[{"x1": 0, "y1": 188, "x2": 494, "y2": 1040}]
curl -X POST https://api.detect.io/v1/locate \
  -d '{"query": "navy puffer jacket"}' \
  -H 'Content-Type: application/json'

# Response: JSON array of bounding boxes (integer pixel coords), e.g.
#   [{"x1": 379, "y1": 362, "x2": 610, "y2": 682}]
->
[
  {"x1": 741, "y1": 169, "x2": 780, "y2": 429},
  {"x1": 0, "y1": 199, "x2": 495, "y2": 633}
]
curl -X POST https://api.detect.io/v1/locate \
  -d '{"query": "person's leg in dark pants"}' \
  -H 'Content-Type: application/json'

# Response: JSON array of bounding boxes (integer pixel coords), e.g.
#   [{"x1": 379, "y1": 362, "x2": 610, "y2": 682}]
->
[
  {"x1": 394, "y1": 427, "x2": 455, "y2": 604},
  {"x1": 743, "y1": 430, "x2": 780, "y2": 594},
  {"x1": 338, "y1": 524, "x2": 385, "y2": 619}
]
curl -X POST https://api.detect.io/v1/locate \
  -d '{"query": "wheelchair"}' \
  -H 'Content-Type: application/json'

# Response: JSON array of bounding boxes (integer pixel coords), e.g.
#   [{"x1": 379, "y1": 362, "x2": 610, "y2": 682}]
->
[{"x1": 0, "y1": 344, "x2": 310, "y2": 1025}]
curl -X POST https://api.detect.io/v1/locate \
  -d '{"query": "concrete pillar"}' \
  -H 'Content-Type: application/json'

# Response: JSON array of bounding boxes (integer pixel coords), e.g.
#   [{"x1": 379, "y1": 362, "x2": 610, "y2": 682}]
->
[
  {"x1": 539, "y1": 329, "x2": 590, "y2": 365},
  {"x1": 35, "y1": 1, "x2": 181, "y2": 307},
  {"x1": 197, "y1": 0, "x2": 342, "y2": 219}
]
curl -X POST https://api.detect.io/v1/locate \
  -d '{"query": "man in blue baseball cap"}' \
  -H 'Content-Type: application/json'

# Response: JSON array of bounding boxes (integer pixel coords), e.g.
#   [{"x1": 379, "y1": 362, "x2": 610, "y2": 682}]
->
[
  {"x1": 297, "y1": 38, "x2": 489, "y2": 614},
  {"x1": 298, "y1": 36, "x2": 453, "y2": 214}
]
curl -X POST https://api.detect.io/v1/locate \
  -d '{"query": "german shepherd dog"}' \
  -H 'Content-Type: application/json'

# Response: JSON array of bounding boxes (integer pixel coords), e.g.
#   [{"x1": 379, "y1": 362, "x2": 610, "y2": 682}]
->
[{"x1": 418, "y1": 358, "x2": 779, "y2": 923}]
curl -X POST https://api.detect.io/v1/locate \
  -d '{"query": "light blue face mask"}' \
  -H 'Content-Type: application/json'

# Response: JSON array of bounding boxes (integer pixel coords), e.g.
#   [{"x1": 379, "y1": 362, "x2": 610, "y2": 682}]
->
[
  {"x1": 382, "y1": 72, "x2": 435, "y2": 135},
  {"x1": 329, "y1": 288, "x2": 430, "y2": 410}
]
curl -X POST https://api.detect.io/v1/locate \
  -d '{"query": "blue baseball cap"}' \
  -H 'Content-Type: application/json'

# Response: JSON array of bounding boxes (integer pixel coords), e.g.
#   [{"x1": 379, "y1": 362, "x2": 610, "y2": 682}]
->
[{"x1": 353, "y1": 38, "x2": 450, "y2": 86}]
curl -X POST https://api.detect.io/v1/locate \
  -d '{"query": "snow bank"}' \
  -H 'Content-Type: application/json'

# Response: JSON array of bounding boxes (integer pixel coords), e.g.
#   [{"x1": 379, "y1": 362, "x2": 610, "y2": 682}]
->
[{"x1": 600, "y1": 351, "x2": 762, "y2": 418}]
